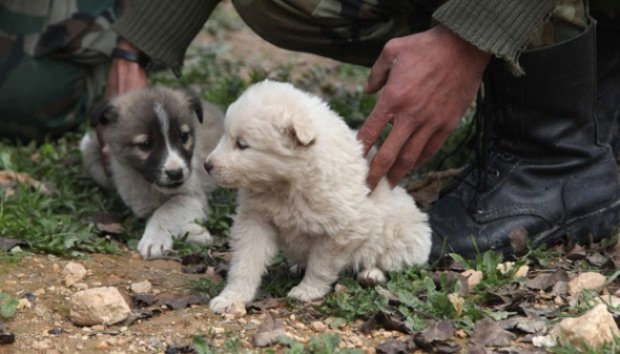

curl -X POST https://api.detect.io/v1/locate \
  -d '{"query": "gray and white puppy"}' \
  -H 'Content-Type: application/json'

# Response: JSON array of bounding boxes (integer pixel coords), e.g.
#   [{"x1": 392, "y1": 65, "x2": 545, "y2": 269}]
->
[{"x1": 80, "y1": 87, "x2": 224, "y2": 258}]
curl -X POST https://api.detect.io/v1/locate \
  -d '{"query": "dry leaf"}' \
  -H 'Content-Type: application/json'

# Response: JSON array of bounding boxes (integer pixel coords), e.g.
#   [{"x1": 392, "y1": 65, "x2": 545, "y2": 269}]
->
[
  {"x1": 471, "y1": 318, "x2": 516, "y2": 347},
  {"x1": 376, "y1": 337, "x2": 416, "y2": 354},
  {"x1": 253, "y1": 311, "x2": 286, "y2": 347},
  {"x1": 0, "y1": 170, "x2": 53, "y2": 195},
  {"x1": 448, "y1": 293, "x2": 464, "y2": 316}
]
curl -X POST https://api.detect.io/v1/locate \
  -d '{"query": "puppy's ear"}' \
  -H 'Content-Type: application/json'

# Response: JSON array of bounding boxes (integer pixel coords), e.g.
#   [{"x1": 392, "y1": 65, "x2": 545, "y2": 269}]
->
[
  {"x1": 90, "y1": 101, "x2": 118, "y2": 127},
  {"x1": 185, "y1": 90, "x2": 203, "y2": 123},
  {"x1": 285, "y1": 114, "x2": 316, "y2": 147}
]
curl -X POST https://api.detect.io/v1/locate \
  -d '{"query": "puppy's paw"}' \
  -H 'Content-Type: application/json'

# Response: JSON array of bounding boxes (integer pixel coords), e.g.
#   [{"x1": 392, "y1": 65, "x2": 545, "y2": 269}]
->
[
  {"x1": 357, "y1": 267, "x2": 386, "y2": 286},
  {"x1": 137, "y1": 231, "x2": 173, "y2": 259},
  {"x1": 182, "y1": 223, "x2": 213, "y2": 245},
  {"x1": 209, "y1": 294, "x2": 245, "y2": 314},
  {"x1": 287, "y1": 283, "x2": 330, "y2": 302}
]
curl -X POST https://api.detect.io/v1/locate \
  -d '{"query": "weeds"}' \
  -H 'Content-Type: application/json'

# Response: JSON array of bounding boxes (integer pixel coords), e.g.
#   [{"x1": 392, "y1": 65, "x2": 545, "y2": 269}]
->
[{"x1": 0, "y1": 293, "x2": 18, "y2": 319}]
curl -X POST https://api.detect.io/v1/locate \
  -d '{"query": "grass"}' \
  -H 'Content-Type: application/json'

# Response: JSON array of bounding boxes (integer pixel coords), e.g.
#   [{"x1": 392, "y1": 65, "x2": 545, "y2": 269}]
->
[
  {"x1": 0, "y1": 293, "x2": 18, "y2": 319},
  {"x1": 6, "y1": 7, "x2": 617, "y2": 354}
]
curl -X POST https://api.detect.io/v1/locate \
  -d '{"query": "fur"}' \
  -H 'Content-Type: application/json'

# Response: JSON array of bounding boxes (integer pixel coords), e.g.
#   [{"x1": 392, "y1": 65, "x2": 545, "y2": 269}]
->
[
  {"x1": 80, "y1": 87, "x2": 224, "y2": 258},
  {"x1": 206, "y1": 80, "x2": 431, "y2": 314}
]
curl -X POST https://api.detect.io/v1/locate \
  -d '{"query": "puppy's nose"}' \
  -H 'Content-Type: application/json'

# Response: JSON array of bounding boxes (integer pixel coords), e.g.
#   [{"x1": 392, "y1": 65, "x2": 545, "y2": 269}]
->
[
  {"x1": 165, "y1": 168, "x2": 184, "y2": 181},
  {"x1": 204, "y1": 161, "x2": 213, "y2": 174}
]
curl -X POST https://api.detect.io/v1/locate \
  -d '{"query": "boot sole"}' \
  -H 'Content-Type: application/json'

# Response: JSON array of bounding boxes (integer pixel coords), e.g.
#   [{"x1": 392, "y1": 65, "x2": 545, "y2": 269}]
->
[{"x1": 513, "y1": 198, "x2": 620, "y2": 255}]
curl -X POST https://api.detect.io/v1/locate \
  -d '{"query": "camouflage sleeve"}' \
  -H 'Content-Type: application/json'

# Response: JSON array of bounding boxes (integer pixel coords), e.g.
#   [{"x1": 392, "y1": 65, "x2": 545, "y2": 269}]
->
[
  {"x1": 111, "y1": 0, "x2": 221, "y2": 76},
  {"x1": 433, "y1": 0, "x2": 558, "y2": 74}
]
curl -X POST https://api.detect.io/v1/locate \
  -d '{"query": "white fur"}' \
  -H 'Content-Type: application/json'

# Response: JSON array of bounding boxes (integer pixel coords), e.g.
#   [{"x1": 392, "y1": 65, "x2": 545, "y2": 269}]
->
[
  {"x1": 207, "y1": 80, "x2": 431, "y2": 314},
  {"x1": 80, "y1": 91, "x2": 223, "y2": 258}
]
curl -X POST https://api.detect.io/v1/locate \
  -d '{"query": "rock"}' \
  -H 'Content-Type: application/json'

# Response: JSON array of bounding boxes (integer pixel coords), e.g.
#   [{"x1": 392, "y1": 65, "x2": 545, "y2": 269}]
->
[
  {"x1": 554, "y1": 303, "x2": 620, "y2": 349},
  {"x1": 73, "y1": 283, "x2": 88, "y2": 291},
  {"x1": 129, "y1": 280, "x2": 152, "y2": 294},
  {"x1": 62, "y1": 262, "x2": 87, "y2": 287},
  {"x1": 228, "y1": 301, "x2": 247, "y2": 317},
  {"x1": 532, "y1": 335, "x2": 557, "y2": 348},
  {"x1": 69, "y1": 287, "x2": 131, "y2": 326},
  {"x1": 513, "y1": 265, "x2": 529, "y2": 279},
  {"x1": 310, "y1": 321, "x2": 326, "y2": 332},
  {"x1": 461, "y1": 269, "x2": 483, "y2": 291},
  {"x1": 17, "y1": 298, "x2": 32, "y2": 310},
  {"x1": 594, "y1": 295, "x2": 620, "y2": 307},
  {"x1": 567, "y1": 272, "x2": 606, "y2": 296}
]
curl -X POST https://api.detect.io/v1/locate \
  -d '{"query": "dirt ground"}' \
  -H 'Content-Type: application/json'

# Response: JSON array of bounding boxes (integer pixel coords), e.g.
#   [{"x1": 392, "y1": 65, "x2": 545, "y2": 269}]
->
[{"x1": 0, "y1": 250, "x2": 409, "y2": 354}]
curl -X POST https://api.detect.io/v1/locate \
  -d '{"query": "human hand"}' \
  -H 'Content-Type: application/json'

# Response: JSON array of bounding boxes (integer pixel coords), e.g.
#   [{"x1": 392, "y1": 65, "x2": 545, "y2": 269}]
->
[
  {"x1": 98, "y1": 39, "x2": 148, "y2": 174},
  {"x1": 357, "y1": 25, "x2": 491, "y2": 189}
]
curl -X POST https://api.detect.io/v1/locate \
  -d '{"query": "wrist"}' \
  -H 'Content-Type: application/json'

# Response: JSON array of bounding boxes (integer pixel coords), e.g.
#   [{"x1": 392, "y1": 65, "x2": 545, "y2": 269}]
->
[
  {"x1": 112, "y1": 39, "x2": 150, "y2": 68},
  {"x1": 433, "y1": 25, "x2": 491, "y2": 68}
]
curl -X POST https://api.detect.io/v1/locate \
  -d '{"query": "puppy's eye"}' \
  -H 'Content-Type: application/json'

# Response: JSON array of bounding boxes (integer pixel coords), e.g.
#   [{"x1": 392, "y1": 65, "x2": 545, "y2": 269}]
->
[
  {"x1": 180, "y1": 131, "x2": 190, "y2": 143},
  {"x1": 236, "y1": 139, "x2": 249, "y2": 150},
  {"x1": 136, "y1": 140, "x2": 152, "y2": 151}
]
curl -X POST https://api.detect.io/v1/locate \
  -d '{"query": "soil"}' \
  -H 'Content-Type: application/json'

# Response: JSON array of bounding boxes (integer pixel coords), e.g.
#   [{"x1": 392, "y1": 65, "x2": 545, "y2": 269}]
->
[{"x1": 0, "y1": 250, "x2": 405, "y2": 354}]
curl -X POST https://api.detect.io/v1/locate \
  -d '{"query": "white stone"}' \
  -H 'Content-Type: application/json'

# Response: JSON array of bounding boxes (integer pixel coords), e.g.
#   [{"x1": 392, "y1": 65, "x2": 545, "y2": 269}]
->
[
  {"x1": 129, "y1": 280, "x2": 152, "y2": 294},
  {"x1": 496, "y1": 262, "x2": 515, "y2": 275},
  {"x1": 63, "y1": 262, "x2": 87, "y2": 286},
  {"x1": 69, "y1": 287, "x2": 131, "y2": 326},
  {"x1": 532, "y1": 335, "x2": 557, "y2": 348},
  {"x1": 568, "y1": 272, "x2": 606, "y2": 296},
  {"x1": 555, "y1": 303, "x2": 620, "y2": 349},
  {"x1": 228, "y1": 301, "x2": 246, "y2": 317},
  {"x1": 461, "y1": 269, "x2": 483, "y2": 291},
  {"x1": 310, "y1": 321, "x2": 326, "y2": 332}
]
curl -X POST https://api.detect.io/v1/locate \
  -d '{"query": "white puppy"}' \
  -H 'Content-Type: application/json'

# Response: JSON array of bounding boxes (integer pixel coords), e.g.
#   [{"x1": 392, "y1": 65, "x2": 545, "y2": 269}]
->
[
  {"x1": 205, "y1": 80, "x2": 431, "y2": 313},
  {"x1": 80, "y1": 87, "x2": 224, "y2": 258}
]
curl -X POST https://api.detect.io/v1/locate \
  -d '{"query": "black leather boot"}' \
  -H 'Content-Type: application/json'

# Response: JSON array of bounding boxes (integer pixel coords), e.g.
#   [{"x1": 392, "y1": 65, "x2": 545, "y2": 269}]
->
[
  {"x1": 598, "y1": 23, "x2": 620, "y2": 156},
  {"x1": 429, "y1": 21, "x2": 620, "y2": 259}
]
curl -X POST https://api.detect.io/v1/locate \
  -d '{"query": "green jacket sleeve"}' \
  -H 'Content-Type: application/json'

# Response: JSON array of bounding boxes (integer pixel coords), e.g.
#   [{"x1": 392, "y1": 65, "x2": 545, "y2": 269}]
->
[
  {"x1": 112, "y1": 0, "x2": 220, "y2": 76},
  {"x1": 433, "y1": 0, "x2": 558, "y2": 74}
]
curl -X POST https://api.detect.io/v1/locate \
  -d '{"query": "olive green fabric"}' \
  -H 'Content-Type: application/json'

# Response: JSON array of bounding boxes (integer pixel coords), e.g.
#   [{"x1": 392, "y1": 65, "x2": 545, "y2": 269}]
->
[
  {"x1": 111, "y1": 0, "x2": 220, "y2": 76},
  {"x1": 113, "y1": 0, "x2": 609, "y2": 75},
  {"x1": 0, "y1": 0, "x2": 119, "y2": 141}
]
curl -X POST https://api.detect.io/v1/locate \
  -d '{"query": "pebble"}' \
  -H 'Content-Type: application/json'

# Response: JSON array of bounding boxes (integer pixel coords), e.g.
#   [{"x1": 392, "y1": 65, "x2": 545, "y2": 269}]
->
[
  {"x1": 62, "y1": 262, "x2": 87, "y2": 286},
  {"x1": 568, "y1": 272, "x2": 606, "y2": 296},
  {"x1": 96, "y1": 340, "x2": 109, "y2": 349},
  {"x1": 555, "y1": 303, "x2": 620, "y2": 349},
  {"x1": 18, "y1": 298, "x2": 32, "y2": 310},
  {"x1": 69, "y1": 287, "x2": 131, "y2": 326},
  {"x1": 310, "y1": 321, "x2": 326, "y2": 332},
  {"x1": 461, "y1": 269, "x2": 483, "y2": 290},
  {"x1": 129, "y1": 280, "x2": 152, "y2": 294}
]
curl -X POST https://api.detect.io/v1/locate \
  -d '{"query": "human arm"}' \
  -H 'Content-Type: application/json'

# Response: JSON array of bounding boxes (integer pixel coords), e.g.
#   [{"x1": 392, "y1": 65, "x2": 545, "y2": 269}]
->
[{"x1": 357, "y1": 0, "x2": 558, "y2": 189}]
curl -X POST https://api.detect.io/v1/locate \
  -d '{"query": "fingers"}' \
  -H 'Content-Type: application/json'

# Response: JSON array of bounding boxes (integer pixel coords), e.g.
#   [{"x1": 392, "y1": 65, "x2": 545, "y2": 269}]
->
[
  {"x1": 357, "y1": 96, "x2": 394, "y2": 155},
  {"x1": 365, "y1": 49, "x2": 394, "y2": 94},
  {"x1": 367, "y1": 117, "x2": 417, "y2": 189},
  {"x1": 386, "y1": 128, "x2": 450, "y2": 187}
]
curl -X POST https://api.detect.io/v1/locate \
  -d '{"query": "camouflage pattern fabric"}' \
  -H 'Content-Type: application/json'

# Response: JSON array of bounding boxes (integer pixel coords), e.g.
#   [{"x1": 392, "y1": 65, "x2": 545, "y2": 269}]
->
[
  {"x1": 0, "y1": 0, "x2": 119, "y2": 141},
  {"x1": 234, "y1": 0, "x2": 617, "y2": 64}
]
